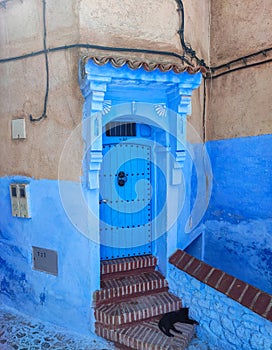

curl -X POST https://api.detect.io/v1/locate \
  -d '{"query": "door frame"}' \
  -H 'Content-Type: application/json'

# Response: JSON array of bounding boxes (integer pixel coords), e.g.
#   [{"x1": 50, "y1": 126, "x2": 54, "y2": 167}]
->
[{"x1": 79, "y1": 57, "x2": 202, "y2": 273}]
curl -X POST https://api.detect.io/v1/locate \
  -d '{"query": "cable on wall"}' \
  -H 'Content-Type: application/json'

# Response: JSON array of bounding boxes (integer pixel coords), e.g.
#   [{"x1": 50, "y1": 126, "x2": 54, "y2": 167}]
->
[
  {"x1": 175, "y1": 0, "x2": 207, "y2": 69},
  {"x1": 29, "y1": 0, "x2": 48, "y2": 122},
  {"x1": 175, "y1": 0, "x2": 272, "y2": 143},
  {"x1": 202, "y1": 77, "x2": 207, "y2": 143},
  {"x1": 0, "y1": 45, "x2": 193, "y2": 66},
  {"x1": 1, "y1": 0, "x2": 272, "y2": 77},
  {"x1": 175, "y1": 0, "x2": 272, "y2": 78},
  {"x1": 0, "y1": 0, "x2": 192, "y2": 122},
  {"x1": 1, "y1": 0, "x2": 272, "y2": 123},
  {"x1": 207, "y1": 51, "x2": 272, "y2": 79}
]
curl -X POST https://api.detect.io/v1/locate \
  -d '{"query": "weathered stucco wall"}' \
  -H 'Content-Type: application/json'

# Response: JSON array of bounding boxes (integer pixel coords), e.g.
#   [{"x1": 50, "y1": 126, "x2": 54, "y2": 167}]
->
[
  {"x1": 0, "y1": 0, "x2": 82, "y2": 181},
  {"x1": 3, "y1": 0, "x2": 270, "y2": 174},
  {"x1": 207, "y1": 0, "x2": 272, "y2": 141},
  {"x1": 0, "y1": 0, "x2": 208, "y2": 180},
  {"x1": 182, "y1": 0, "x2": 210, "y2": 142},
  {"x1": 0, "y1": 0, "x2": 79, "y2": 58},
  {"x1": 206, "y1": 65, "x2": 272, "y2": 140},
  {"x1": 210, "y1": 0, "x2": 272, "y2": 66},
  {"x1": 79, "y1": 0, "x2": 180, "y2": 52},
  {"x1": 183, "y1": 0, "x2": 210, "y2": 65},
  {"x1": 0, "y1": 51, "x2": 83, "y2": 181}
]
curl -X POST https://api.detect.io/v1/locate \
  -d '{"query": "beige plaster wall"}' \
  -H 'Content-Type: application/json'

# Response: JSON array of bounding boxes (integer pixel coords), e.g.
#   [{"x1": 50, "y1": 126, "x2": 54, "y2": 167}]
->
[
  {"x1": 206, "y1": 0, "x2": 272, "y2": 141},
  {"x1": 210, "y1": 0, "x2": 272, "y2": 66},
  {"x1": 79, "y1": 0, "x2": 180, "y2": 52},
  {"x1": 206, "y1": 63, "x2": 272, "y2": 140},
  {"x1": 0, "y1": 50, "x2": 83, "y2": 181},
  {"x1": 183, "y1": 0, "x2": 211, "y2": 64},
  {"x1": 0, "y1": 0, "x2": 43, "y2": 57},
  {"x1": 0, "y1": 0, "x2": 209, "y2": 180},
  {"x1": 183, "y1": 0, "x2": 210, "y2": 143},
  {"x1": 0, "y1": 0, "x2": 82, "y2": 180},
  {"x1": 0, "y1": 0, "x2": 79, "y2": 57}
]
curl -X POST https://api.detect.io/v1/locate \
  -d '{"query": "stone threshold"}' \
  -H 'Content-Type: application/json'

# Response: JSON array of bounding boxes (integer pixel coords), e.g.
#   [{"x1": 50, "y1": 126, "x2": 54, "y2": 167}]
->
[{"x1": 169, "y1": 249, "x2": 272, "y2": 322}]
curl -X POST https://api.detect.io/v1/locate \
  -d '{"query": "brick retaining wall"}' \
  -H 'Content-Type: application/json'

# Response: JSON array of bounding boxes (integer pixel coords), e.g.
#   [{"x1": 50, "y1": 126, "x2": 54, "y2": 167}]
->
[{"x1": 168, "y1": 249, "x2": 272, "y2": 349}]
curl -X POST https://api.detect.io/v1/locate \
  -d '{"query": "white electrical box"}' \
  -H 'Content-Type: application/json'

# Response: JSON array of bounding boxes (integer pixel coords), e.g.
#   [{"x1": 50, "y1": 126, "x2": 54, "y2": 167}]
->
[
  {"x1": 11, "y1": 118, "x2": 26, "y2": 139},
  {"x1": 10, "y1": 183, "x2": 31, "y2": 218}
]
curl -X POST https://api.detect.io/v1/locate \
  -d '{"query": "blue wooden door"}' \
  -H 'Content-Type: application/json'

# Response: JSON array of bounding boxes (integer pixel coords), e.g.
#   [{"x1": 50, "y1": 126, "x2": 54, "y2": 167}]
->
[{"x1": 99, "y1": 143, "x2": 152, "y2": 260}]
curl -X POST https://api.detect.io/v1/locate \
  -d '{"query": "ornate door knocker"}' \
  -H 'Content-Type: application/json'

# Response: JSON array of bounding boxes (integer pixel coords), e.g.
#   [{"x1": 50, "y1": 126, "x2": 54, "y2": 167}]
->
[{"x1": 117, "y1": 171, "x2": 127, "y2": 187}]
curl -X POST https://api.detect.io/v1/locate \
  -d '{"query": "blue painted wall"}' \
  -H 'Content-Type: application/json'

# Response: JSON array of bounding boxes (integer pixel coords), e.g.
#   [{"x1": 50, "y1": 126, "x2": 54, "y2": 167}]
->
[
  {"x1": 168, "y1": 264, "x2": 272, "y2": 350},
  {"x1": 0, "y1": 176, "x2": 98, "y2": 333},
  {"x1": 204, "y1": 134, "x2": 272, "y2": 294}
]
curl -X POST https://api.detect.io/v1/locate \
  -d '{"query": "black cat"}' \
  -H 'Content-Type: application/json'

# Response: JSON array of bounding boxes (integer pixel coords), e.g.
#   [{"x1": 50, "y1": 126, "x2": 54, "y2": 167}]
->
[{"x1": 158, "y1": 308, "x2": 199, "y2": 337}]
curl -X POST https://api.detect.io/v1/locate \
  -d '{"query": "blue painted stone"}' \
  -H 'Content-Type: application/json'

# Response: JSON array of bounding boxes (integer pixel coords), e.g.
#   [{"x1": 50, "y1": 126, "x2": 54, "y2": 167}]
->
[
  {"x1": 236, "y1": 325, "x2": 252, "y2": 341},
  {"x1": 207, "y1": 310, "x2": 220, "y2": 321},
  {"x1": 190, "y1": 278, "x2": 202, "y2": 290},
  {"x1": 228, "y1": 306, "x2": 244, "y2": 318},
  {"x1": 221, "y1": 317, "x2": 235, "y2": 334},
  {"x1": 261, "y1": 324, "x2": 272, "y2": 337},
  {"x1": 223, "y1": 329, "x2": 239, "y2": 346},
  {"x1": 242, "y1": 313, "x2": 267, "y2": 326},
  {"x1": 209, "y1": 320, "x2": 222, "y2": 337},
  {"x1": 250, "y1": 332, "x2": 265, "y2": 349},
  {"x1": 168, "y1": 265, "x2": 272, "y2": 350}
]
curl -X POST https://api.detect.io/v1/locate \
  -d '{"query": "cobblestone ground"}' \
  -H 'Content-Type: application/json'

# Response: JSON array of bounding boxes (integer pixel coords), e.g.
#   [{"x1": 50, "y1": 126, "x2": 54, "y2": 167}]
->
[
  {"x1": 0, "y1": 305, "x2": 115, "y2": 350},
  {"x1": 0, "y1": 305, "x2": 210, "y2": 350}
]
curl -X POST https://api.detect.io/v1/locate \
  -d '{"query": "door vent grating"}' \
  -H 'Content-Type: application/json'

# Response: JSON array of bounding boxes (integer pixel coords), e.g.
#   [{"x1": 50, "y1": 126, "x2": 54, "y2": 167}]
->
[{"x1": 106, "y1": 122, "x2": 136, "y2": 137}]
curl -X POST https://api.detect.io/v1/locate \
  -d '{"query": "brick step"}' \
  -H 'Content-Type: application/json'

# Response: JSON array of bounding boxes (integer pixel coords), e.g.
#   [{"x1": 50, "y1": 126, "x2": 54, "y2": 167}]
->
[
  {"x1": 95, "y1": 256, "x2": 196, "y2": 348},
  {"x1": 95, "y1": 291, "x2": 182, "y2": 327},
  {"x1": 96, "y1": 319, "x2": 196, "y2": 350},
  {"x1": 94, "y1": 271, "x2": 169, "y2": 305},
  {"x1": 101, "y1": 255, "x2": 157, "y2": 280}
]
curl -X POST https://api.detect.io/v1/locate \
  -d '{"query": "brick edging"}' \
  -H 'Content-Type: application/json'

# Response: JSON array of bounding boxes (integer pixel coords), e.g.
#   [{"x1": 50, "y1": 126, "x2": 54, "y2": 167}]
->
[{"x1": 169, "y1": 249, "x2": 272, "y2": 322}]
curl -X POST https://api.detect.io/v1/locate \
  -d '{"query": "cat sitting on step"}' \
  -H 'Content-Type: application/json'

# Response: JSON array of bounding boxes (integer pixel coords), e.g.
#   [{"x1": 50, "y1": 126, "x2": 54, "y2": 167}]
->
[{"x1": 158, "y1": 307, "x2": 199, "y2": 337}]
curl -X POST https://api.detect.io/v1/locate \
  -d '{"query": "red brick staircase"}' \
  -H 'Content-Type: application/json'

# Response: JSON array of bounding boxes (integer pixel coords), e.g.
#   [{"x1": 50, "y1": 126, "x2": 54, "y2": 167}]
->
[{"x1": 93, "y1": 255, "x2": 196, "y2": 350}]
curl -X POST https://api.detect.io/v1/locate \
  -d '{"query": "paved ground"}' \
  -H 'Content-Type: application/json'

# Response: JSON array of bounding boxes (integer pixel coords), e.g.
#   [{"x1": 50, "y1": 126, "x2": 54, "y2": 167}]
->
[
  {"x1": 0, "y1": 304, "x2": 210, "y2": 350},
  {"x1": 0, "y1": 305, "x2": 115, "y2": 350}
]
